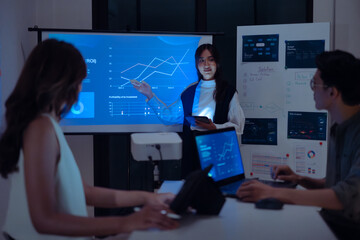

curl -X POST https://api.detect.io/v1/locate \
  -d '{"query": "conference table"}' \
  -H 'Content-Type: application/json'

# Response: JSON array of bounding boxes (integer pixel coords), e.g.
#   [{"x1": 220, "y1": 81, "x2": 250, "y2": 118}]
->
[{"x1": 128, "y1": 181, "x2": 336, "y2": 240}]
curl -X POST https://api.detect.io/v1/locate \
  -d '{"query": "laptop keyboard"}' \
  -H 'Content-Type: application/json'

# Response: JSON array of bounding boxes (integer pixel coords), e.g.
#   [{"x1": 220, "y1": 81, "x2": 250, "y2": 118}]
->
[{"x1": 220, "y1": 179, "x2": 248, "y2": 195}]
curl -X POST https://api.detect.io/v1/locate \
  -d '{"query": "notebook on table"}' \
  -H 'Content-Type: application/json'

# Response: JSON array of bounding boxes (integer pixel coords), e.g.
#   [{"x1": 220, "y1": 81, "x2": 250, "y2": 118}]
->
[{"x1": 194, "y1": 127, "x2": 296, "y2": 196}]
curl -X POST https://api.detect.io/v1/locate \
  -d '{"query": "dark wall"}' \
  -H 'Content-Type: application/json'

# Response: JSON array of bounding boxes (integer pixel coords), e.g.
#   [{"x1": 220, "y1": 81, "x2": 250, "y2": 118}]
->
[
  {"x1": 207, "y1": 0, "x2": 255, "y2": 85},
  {"x1": 94, "y1": 0, "x2": 313, "y2": 87}
]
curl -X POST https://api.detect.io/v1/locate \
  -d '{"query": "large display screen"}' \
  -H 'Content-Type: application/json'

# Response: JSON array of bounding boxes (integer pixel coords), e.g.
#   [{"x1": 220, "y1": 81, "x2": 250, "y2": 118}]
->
[{"x1": 41, "y1": 31, "x2": 212, "y2": 133}]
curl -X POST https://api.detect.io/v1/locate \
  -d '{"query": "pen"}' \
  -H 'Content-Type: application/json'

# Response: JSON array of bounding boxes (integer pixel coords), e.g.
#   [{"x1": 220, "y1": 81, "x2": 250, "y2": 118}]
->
[{"x1": 133, "y1": 207, "x2": 181, "y2": 220}]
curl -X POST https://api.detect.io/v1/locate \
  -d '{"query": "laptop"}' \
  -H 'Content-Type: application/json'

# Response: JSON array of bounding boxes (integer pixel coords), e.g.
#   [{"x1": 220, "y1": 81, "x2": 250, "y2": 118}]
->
[{"x1": 194, "y1": 127, "x2": 296, "y2": 196}]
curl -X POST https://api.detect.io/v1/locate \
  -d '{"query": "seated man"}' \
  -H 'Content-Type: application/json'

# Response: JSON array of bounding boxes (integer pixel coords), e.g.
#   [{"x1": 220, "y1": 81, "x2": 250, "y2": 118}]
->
[{"x1": 236, "y1": 50, "x2": 360, "y2": 239}]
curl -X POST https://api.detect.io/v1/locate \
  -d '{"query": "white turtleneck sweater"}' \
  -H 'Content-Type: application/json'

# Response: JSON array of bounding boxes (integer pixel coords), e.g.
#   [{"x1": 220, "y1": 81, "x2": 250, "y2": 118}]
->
[{"x1": 147, "y1": 79, "x2": 245, "y2": 135}]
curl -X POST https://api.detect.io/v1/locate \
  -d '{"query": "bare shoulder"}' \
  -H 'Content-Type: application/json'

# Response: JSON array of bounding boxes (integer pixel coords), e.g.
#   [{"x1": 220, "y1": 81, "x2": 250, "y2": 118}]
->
[
  {"x1": 25, "y1": 115, "x2": 53, "y2": 134},
  {"x1": 23, "y1": 115, "x2": 57, "y2": 146},
  {"x1": 22, "y1": 115, "x2": 60, "y2": 168}
]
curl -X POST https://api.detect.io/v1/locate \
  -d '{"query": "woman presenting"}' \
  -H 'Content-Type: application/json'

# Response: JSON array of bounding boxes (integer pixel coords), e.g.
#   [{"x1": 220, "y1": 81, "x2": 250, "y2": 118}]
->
[{"x1": 132, "y1": 44, "x2": 245, "y2": 177}]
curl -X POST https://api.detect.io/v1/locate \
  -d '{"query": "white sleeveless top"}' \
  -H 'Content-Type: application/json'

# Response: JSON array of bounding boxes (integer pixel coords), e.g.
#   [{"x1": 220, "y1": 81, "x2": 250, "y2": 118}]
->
[{"x1": 3, "y1": 114, "x2": 91, "y2": 240}]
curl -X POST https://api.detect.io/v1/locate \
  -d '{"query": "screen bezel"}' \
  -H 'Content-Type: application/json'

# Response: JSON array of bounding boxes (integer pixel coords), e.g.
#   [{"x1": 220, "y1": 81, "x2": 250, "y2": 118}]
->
[
  {"x1": 194, "y1": 127, "x2": 246, "y2": 186},
  {"x1": 38, "y1": 29, "x2": 213, "y2": 133}
]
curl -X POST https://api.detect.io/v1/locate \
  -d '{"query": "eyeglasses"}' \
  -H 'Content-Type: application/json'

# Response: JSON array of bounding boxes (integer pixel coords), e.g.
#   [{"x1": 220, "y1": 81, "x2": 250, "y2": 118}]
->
[{"x1": 310, "y1": 77, "x2": 328, "y2": 91}]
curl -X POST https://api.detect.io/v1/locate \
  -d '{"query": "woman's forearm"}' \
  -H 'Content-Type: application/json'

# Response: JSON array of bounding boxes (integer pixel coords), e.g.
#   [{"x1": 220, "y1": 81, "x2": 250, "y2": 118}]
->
[{"x1": 84, "y1": 184, "x2": 151, "y2": 208}]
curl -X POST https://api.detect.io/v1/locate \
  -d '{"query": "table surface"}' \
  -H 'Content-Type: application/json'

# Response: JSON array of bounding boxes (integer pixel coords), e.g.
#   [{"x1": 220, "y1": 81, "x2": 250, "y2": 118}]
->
[{"x1": 129, "y1": 181, "x2": 336, "y2": 240}]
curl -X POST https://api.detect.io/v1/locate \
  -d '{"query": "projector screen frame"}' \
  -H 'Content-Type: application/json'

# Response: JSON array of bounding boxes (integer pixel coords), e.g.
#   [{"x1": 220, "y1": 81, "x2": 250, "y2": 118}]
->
[{"x1": 29, "y1": 27, "x2": 219, "y2": 134}]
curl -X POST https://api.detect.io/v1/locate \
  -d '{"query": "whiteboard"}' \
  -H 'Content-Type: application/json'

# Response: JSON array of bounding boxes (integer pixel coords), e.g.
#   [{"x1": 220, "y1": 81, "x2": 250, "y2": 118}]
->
[{"x1": 236, "y1": 23, "x2": 330, "y2": 180}]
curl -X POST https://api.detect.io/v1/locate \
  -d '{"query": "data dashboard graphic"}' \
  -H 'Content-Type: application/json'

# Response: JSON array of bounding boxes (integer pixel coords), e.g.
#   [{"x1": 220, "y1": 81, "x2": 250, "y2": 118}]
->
[
  {"x1": 65, "y1": 92, "x2": 94, "y2": 119},
  {"x1": 242, "y1": 34, "x2": 279, "y2": 62},
  {"x1": 287, "y1": 111, "x2": 327, "y2": 140},
  {"x1": 119, "y1": 49, "x2": 190, "y2": 84},
  {"x1": 285, "y1": 40, "x2": 325, "y2": 68},
  {"x1": 43, "y1": 32, "x2": 212, "y2": 131},
  {"x1": 241, "y1": 118, "x2": 277, "y2": 145}
]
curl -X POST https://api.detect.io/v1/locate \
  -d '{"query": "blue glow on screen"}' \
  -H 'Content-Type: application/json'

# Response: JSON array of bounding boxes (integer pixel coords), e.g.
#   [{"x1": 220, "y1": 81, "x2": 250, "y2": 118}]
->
[
  {"x1": 44, "y1": 32, "x2": 211, "y2": 131},
  {"x1": 196, "y1": 130, "x2": 245, "y2": 182},
  {"x1": 66, "y1": 92, "x2": 94, "y2": 119}
]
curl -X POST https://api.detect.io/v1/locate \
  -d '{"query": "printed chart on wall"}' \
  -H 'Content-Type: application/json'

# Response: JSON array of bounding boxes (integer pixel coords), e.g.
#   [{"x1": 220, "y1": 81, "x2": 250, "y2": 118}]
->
[{"x1": 236, "y1": 23, "x2": 330, "y2": 179}]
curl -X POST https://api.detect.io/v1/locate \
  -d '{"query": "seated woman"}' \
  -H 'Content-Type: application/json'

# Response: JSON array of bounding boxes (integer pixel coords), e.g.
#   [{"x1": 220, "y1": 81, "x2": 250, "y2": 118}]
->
[{"x1": 0, "y1": 39, "x2": 178, "y2": 240}]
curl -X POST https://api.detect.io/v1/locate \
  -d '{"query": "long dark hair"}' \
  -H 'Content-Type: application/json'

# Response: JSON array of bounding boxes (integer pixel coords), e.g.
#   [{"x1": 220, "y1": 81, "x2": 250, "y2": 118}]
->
[
  {"x1": 0, "y1": 39, "x2": 86, "y2": 178},
  {"x1": 195, "y1": 44, "x2": 228, "y2": 102}
]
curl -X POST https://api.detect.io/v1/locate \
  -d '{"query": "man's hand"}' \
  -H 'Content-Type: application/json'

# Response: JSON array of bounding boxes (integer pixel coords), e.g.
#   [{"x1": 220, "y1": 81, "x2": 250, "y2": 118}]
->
[
  {"x1": 271, "y1": 165, "x2": 299, "y2": 183},
  {"x1": 236, "y1": 180, "x2": 275, "y2": 202}
]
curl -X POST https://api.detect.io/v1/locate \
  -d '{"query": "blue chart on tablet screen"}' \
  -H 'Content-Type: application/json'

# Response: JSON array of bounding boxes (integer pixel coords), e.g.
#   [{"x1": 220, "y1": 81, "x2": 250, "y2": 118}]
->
[{"x1": 49, "y1": 33, "x2": 202, "y2": 125}]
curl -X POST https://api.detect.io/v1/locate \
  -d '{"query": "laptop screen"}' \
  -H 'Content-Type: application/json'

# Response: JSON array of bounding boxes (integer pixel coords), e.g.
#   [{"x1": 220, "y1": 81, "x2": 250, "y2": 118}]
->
[{"x1": 194, "y1": 127, "x2": 245, "y2": 182}]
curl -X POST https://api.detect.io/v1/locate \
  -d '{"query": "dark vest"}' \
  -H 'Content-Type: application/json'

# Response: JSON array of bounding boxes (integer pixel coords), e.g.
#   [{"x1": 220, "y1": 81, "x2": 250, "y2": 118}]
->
[{"x1": 180, "y1": 82, "x2": 236, "y2": 178}]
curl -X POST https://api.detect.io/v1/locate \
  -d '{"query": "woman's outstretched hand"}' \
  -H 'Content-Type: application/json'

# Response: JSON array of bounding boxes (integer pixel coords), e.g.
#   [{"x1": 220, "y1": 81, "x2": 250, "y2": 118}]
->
[{"x1": 131, "y1": 79, "x2": 154, "y2": 100}]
